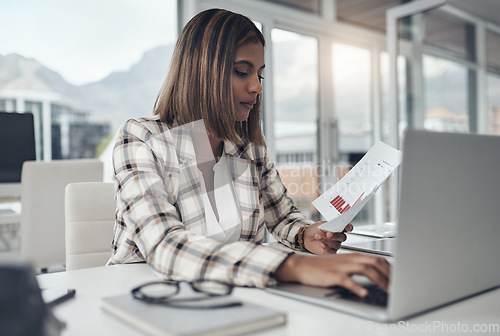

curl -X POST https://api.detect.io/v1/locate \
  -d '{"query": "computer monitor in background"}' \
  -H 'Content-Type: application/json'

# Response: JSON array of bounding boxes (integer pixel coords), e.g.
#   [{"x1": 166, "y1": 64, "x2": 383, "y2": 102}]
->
[{"x1": 0, "y1": 112, "x2": 37, "y2": 199}]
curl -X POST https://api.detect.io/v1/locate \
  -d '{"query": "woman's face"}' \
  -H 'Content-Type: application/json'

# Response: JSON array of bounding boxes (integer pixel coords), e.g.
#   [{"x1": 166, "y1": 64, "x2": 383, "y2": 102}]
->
[{"x1": 231, "y1": 42, "x2": 265, "y2": 122}]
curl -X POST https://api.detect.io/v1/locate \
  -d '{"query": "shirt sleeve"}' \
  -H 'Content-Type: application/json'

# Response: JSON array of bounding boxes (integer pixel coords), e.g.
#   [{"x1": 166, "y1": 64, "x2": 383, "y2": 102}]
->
[
  {"x1": 257, "y1": 145, "x2": 315, "y2": 249},
  {"x1": 109, "y1": 119, "x2": 292, "y2": 288}
]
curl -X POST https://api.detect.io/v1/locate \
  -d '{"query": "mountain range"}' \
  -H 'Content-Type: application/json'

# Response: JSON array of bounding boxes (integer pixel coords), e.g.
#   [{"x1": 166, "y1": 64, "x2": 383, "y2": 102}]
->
[{"x1": 0, "y1": 44, "x2": 174, "y2": 130}]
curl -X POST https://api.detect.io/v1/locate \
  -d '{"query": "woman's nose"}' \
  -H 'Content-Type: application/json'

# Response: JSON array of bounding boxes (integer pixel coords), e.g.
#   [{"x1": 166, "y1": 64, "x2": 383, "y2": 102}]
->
[{"x1": 249, "y1": 75, "x2": 263, "y2": 94}]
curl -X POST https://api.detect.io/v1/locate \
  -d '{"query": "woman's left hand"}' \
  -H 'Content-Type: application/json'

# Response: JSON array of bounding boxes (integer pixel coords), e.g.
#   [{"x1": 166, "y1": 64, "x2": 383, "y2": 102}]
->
[{"x1": 303, "y1": 222, "x2": 353, "y2": 255}]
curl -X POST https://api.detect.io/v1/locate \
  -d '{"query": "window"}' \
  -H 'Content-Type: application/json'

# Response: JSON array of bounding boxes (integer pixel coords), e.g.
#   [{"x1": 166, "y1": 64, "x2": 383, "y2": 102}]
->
[
  {"x1": 332, "y1": 43, "x2": 374, "y2": 224},
  {"x1": 272, "y1": 29, "x2": 319, "y2": 219},
  {"x1": 0, "y1": 0, "x2": 177, "y2": 166},
  {"x1": 388, "y1": 8, "x2": 475, "y2": 135},
  {"x1": 423, "y1": 55, "x2": 469, "y2": 133},
  {"x1": 487, "y1": 74, "x2": 500, "y2": 135},
  {"x1": 333, "y1": 43, "x2": 372, "y2": 138}
]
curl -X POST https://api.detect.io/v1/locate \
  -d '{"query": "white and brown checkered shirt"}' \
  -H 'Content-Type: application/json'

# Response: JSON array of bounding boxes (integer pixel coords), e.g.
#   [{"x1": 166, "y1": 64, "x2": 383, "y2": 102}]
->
[{"x1": 107, "y1": 116, "x2": 313, "y2": 288}]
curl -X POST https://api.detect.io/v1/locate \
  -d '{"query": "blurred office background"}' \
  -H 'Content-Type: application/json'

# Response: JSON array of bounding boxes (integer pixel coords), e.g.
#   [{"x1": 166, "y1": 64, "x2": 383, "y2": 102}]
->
[{"x1": 1, "y1": 0, "x2": 499, "y2": 253}]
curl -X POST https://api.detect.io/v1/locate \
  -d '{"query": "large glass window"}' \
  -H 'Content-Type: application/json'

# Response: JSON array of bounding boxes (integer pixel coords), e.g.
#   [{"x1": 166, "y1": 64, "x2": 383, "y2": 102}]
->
[
  {"x1": 333, "y1": 43, "x2": 372, "y2": 138},
  {"x1": 487, "y1": 74, "x2": 500, "y2": 135},
  {"x1": 332, "y1": 43, "x2": 373, "y2": 224},
  {"x1": 486, "y1": 30, "x2": 500, "y2": 135},
  {"x1": 423, "y1": 55, "x2": 469, "y2": 132},
  {"x1": 272, "y1": 29, "x2": 319, "y2": 219},
  {"x1": 0, "y1": 0, "x2": 176, "y2": 167}
]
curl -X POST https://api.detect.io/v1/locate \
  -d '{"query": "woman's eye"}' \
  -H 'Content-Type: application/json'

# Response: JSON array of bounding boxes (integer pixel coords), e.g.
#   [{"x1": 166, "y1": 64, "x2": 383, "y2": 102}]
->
[
  {"x1": 234, "y1": 69, "x2": 247, "y2": 77},
  {"x1": 258, "y1": 75, "x2": 264, "y2": 82}
]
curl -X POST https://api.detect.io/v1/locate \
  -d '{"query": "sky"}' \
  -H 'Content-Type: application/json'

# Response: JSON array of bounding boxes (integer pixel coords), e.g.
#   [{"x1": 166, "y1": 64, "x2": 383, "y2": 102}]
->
[{"x1": 0, "y1": 0, "x2": 177, "y2": 85}]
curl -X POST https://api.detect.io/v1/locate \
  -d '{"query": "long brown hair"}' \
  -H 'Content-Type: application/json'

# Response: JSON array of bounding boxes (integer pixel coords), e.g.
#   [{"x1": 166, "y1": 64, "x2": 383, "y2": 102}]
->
[{"x1": 154, "y1": 8, "x2": 265, "y2": 145}]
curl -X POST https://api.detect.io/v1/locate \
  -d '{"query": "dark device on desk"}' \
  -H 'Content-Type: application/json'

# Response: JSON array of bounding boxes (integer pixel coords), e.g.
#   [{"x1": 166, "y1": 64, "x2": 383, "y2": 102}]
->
[
  {"x1": 0, "y1": 262, "x2": 65, "y2": 336},
  {"x1": 0, "y1": 112, "x2": 37, "y2": 197}
]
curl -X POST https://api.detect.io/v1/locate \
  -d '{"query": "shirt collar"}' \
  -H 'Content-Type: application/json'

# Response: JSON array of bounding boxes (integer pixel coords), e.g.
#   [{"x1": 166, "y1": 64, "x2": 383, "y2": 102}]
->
[{"x1": 223, "y1": 140, "x2": 255, "y2": 162}]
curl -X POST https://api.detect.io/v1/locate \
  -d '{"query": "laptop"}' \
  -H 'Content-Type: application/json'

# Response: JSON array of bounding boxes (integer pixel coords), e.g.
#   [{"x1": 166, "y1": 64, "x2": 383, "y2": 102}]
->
[{"x1": 267, "y1": 130, "x2": 500, "y2": 322}]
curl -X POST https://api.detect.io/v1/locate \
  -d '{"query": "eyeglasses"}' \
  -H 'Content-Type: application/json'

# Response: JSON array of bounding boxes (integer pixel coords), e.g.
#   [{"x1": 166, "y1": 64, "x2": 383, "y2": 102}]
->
[{"x1": 131, "y1": 280, "x2": 241, "y2": 309}]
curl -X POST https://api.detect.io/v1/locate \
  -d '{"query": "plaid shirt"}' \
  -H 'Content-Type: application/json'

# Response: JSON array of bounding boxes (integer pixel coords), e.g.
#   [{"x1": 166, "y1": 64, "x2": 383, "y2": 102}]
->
[{"x1": 107, "y1": 116, "x2": 314, "y2": 287}]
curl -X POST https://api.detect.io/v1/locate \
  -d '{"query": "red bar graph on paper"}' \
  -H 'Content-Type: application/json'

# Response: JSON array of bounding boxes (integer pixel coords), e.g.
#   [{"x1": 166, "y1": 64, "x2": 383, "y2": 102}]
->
[
  {"x1": 330, "y1": 195, "x2": 351, "y2": 214},
  {"x1": 340, "y1": 204, "x2": 351, "y2": 214},
  {"x1": 330, "y1": 192, "x2": 366, "y2": 214},
  {"x1": 331, "y1": 196, "x2": 342, "y2": 208}
]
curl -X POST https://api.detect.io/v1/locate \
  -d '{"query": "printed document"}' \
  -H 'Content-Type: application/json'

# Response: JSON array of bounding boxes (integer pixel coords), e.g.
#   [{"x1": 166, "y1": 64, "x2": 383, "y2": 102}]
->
[{"x1": 313, "y1": 141, "x2": 402, "y2": 232}]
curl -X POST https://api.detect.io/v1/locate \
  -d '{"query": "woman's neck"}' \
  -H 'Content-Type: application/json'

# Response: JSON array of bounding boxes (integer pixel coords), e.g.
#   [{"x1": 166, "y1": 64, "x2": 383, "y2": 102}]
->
[{"x1": 209, "y1": 136, "x2": 223, "y2": 159}]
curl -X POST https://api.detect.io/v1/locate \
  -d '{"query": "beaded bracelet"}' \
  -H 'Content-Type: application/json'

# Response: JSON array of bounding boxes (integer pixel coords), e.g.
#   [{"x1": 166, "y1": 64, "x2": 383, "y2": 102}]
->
[{"x1": 297, "y1": 225, "x2": 307, "y2": 252}]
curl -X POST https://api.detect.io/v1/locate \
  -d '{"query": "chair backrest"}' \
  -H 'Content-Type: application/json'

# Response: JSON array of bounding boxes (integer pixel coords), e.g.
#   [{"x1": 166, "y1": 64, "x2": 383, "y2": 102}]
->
[
  {"x1": 65, "y1": 182, "x2": 115, "y2": 271},
  {"x1": 20, "y1": 160, "x2": 103, "y2": 270}
]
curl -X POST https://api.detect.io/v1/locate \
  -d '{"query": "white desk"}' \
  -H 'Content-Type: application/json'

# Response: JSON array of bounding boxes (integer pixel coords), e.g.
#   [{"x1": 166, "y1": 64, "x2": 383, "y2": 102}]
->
[{"x1": 37, "y1": 262, "x2": 500, "y2": 336}]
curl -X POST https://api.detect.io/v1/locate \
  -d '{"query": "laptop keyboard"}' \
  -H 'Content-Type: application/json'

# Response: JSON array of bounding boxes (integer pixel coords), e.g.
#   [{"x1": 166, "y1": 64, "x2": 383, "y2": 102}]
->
[{"x1": 326, "y1": 284, "x2": 388, "y2": 307}]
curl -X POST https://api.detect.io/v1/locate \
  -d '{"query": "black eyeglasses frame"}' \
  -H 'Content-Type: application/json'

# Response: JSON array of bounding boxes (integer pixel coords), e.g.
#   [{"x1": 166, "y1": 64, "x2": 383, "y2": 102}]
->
[{"x1": 131, "y1": 280, "x2": 240, "y2": 309}]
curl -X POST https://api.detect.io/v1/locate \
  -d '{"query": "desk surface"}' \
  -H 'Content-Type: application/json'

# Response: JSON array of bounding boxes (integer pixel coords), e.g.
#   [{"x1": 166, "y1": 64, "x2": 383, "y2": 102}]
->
[{"x1": 37, "y1": 262, "x2": 500, "y2": 336}]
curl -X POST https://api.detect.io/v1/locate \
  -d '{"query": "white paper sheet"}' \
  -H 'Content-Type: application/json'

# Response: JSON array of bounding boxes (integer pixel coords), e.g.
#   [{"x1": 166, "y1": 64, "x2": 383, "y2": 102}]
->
[{"x1": 313, "y1": 141, "x2": 402, "y2": 232}]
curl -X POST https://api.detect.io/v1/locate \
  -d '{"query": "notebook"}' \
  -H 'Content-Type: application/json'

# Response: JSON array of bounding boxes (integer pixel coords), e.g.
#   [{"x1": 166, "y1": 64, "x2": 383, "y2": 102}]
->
[
  {"x1": 267, "y1": 129, "x2": 500, "y2": 322},
  {"x1": 101, "y1": 289, "x2": 286, "y2": 336}
]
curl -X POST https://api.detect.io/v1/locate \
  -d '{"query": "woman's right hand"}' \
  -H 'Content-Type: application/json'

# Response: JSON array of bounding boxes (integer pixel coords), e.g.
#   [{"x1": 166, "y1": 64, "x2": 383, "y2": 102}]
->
[{"x1": 274, "y1": 253, "x2": 390, "y2": 297}]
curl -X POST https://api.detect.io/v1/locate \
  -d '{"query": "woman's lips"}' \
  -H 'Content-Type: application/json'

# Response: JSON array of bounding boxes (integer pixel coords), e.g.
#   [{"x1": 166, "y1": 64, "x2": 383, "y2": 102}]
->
[{"x1": 241, "y1": 101, "x2": 255, "y2": 110}]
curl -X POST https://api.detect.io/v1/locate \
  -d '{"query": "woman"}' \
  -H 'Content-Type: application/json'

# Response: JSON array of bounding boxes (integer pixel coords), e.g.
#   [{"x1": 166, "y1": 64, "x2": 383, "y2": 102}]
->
[{"x1": 108, "y1": 8, "x2": 389, "y2": 297}]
